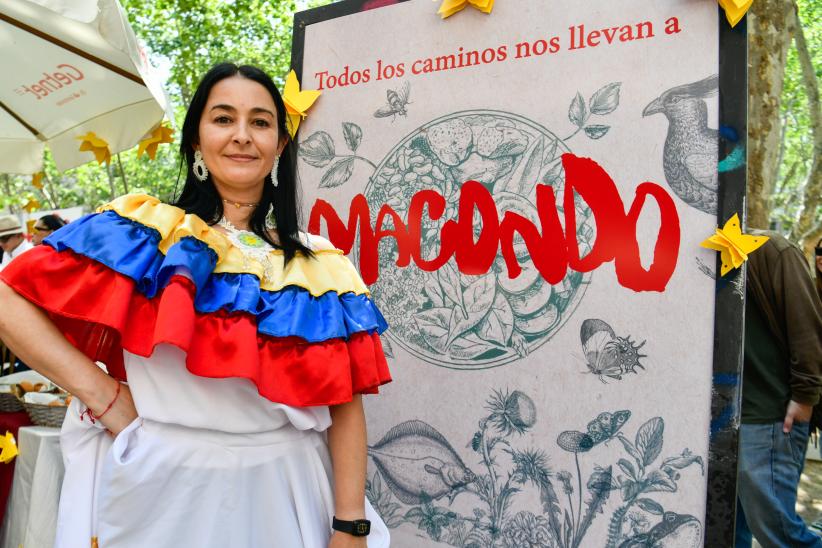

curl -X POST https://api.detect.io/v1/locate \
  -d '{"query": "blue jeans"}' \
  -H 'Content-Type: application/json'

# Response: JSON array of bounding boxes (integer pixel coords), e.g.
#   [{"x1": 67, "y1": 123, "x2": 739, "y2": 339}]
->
[{"x1": 736, "y1": 421, "x2": 822, "y2": 548}]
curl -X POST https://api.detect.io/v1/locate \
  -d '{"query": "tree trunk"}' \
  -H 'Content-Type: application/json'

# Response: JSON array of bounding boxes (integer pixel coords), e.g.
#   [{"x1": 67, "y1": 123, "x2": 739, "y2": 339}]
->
[
  {"x1": 786, "y1": 1, "x2": 822, "y2": 258},
  {"x1": 747, "y1": 0, "x2": 795, "y2": 229}
]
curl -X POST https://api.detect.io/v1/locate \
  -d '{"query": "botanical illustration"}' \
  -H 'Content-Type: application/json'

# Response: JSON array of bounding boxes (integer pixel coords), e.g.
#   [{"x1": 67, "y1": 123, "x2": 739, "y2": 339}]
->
[
  {"x1": 642, "y1": 74, "x2": 720, "y2": 215},
  {"x1": 300, "y1": 83, "x2": 623, "y2": 369},
  {"x1": 579, "y1": 318, "x2": 647, "y2": 383},
  {"x1": 365, "y1": 389, "x2": 705, "y2": 547}
]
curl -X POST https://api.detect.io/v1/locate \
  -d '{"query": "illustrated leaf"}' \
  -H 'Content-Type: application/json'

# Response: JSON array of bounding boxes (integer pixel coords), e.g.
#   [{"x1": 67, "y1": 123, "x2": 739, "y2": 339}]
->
[
  {"x1": 644, "y1": 470, "x2": 677, "y2": 493},
  {"x1": 617, "y1": 434, "x2": 643, "y2": 466},
  {"x1": 446, "y1": 274, "x2": 496, "y2": 347},
  {"x1": 299, "y1": 131, "x2": 336, "y2": 167},
  {"x1": 635, "y1": 497, "x2": 664, "y2": 515},
  {"x1": 476, "y1": 292, "x2": 514, "y2": 346},
  {"x1": 621, "y1": 478, "x2": 641, "y2": 501},
  {"x1": 500, "y1": 134, "x2": 545, "y2": 195},
  {"x1": 319, "y1": 157, "x2": 355, "y2": 188},
  {"x1": 423, "y1": 276, "x2": 446, "y2": 308},
  {"x1": 542, "y1": 160, "x2": 564, "y2": 186},
  {"x1": 568, "y1": 92, "x2": 587, "y2": 128},
  {"x1": 405, "y1": 507, "x2": 425, "y2": 521},
  {"x1": 589, "y1": 82, "x2": 621, "y2": 115},
  {"x1": 617, "y1": 458, "x2": 637, "y2": 481},
  {"x1": 635, "y1": 417, "x2": 664, "y2": 467},
  {"x1": 437, "y1": 261, "x2": 464, "y2": 312},
  {"x1": 583, "y1": 125, "x2": 610, "y2": 140},
  {"x1": 381, "y1": 337, "x2": 395, "y2": 358},
  {"x1": 543, "y1": 136, "x2": 559, "y2": 163},
  {"x1": 342, "y1": 122, "x2": 363, "y2": 152},
  {"x1": 448, "y1": 332, "x2": 501, "y2": 359},
  {"x1": 413, "y1": 307, "x2": 450, "y2": 353}
]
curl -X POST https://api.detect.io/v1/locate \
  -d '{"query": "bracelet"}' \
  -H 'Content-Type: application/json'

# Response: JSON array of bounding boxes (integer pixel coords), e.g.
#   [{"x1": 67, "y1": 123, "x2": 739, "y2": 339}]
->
[{"x1": 80, "y1": 382, "x2": 121, "y2": 424}]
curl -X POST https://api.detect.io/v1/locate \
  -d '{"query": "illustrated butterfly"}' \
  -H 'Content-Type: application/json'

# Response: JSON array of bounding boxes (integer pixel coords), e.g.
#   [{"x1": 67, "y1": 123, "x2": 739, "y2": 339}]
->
[{"x1": 581, "y1": 319, "x2": 647, "y2": 383}]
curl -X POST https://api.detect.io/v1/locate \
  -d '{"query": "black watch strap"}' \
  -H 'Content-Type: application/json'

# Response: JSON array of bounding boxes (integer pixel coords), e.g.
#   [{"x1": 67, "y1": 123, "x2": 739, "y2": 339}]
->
[{"x1": 332, "y1": 516, "x2": 371, "y2": 537}]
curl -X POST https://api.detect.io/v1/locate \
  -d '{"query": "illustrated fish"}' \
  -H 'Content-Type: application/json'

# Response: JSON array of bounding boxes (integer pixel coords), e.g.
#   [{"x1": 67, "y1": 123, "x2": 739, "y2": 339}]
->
[
  {"x1": 586, "y1": 410, "x2": 631, "y2": 446},
  {"x1": 368, "y1": 420, "x2": 475, "y2": 504},
  {"x1": 581, "y1": 319, "x2": 647, "y2": 383},
  {"x1": 619, "y1": 512, "x2": 702, "y2": 548}
]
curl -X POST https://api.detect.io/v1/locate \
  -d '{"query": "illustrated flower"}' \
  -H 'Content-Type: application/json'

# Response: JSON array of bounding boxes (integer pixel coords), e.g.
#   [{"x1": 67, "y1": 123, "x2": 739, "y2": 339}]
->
[
  {"x1": 486, "y1": 389, "x2": 536, "y2": 435},
  {"x1": 556, "y1": 430, "x2": 595, "y2": 453},
  {"x1": 557, "y1": 471, "x2": 574, "y2": 495},
  {"x1": 502, "y1": 511, "x2": 551, "y2": 548},
  {"x1": 137, "y1": 124, "x2": 174, "y2": 160},
  {"x1": 76, "y1": 131, "x2": 111, "y2": 165}
]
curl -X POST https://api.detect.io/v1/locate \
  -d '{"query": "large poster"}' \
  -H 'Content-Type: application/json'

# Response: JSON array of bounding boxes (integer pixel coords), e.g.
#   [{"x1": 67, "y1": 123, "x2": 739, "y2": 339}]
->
[{"x1": 294, "y1": 1, "x2": 744, "y2": 546}]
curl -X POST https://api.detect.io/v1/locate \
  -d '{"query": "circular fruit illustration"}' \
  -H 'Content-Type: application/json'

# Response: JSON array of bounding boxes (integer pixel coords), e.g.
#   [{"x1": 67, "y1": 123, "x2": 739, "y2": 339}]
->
[{"x1": 362, "y1": 110, "x2": 595, "y2": 369}]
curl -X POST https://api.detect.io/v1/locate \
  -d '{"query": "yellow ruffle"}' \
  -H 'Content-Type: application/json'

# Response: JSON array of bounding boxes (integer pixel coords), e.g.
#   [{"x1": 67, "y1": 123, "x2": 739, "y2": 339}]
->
[{"x1": 98, "y1": 194, "x2": 369, "y2": 296}]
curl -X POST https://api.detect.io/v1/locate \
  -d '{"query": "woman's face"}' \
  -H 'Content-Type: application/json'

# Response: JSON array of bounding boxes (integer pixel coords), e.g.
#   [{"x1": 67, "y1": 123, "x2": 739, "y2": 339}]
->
[
  {"x1": 196, "y1": 75, "x2": 285, "y2": 195},
  {"x1": 31, "y1": 222, "x2": 52, "y2": 245},
  {"x1": 816, "y1": 254, "x2": 822, "y2": 274}
]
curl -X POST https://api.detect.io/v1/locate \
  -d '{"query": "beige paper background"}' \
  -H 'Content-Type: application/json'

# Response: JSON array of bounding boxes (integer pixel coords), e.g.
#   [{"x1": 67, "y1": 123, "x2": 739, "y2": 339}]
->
[{"x1": 299, "y1": 1, "x2": 720, "y2": 545}]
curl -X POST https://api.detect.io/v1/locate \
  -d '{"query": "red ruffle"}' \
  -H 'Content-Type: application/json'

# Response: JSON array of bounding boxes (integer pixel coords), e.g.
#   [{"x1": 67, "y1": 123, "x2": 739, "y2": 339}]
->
[{"x1": 1, "y1": 246, "x2": 391, "y2": 406}]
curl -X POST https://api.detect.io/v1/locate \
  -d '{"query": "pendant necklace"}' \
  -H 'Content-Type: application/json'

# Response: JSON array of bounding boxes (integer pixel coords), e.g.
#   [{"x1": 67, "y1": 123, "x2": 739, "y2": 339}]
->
[{"x1": 218, "y1": 206, "x2": 278, "y2": 284}]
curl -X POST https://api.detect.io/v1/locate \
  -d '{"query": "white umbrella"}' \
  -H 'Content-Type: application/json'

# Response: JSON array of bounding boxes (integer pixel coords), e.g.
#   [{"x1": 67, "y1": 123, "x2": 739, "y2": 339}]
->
[{"x1": 0, "y1": 0, "x2": 172, "y2": 174}]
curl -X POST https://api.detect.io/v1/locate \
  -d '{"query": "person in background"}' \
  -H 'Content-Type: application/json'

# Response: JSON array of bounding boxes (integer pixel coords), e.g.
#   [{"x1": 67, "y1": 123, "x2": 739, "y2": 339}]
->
[
  {"x1": 0, "y1": 216, "x2": 32, "y2": 272},
  {"x1": 31, "y1": 214, "x2": 67, "y2": 246},
  {"x1": 735, "y1": 232, "x2": 822, "y2": 547}
]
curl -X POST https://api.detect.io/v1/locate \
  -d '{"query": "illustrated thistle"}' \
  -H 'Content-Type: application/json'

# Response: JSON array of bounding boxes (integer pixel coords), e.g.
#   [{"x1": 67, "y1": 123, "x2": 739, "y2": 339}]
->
[{"x1": 486, "y1": 389, "x2": 537, "y2": 435}]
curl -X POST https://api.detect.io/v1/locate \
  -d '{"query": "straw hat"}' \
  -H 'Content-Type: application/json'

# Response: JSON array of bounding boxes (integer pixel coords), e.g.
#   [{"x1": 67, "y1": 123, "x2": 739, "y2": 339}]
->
[{"x1": 0, "y1": 216, "x2": 23, "y2": 238}]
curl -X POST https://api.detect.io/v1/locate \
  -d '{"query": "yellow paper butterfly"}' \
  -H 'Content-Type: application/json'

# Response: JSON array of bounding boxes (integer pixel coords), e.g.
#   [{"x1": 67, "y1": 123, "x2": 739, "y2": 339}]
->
[
  {"x1": 137, "y1": 124, "x2": 174, "y2": 160},
  {"x1": 76, "y1": 132, "x2": 111, "y2": 165},
  {"x1": 718, "y1": 0, "x2": 752, "y2": 28},
  {"x1": 437, "y1": 0, "x2": 494, "y2": 19},
  {"x1": 0, "y1": 432, "x2": 18, "y2": 464},
  {"x1": 282, "y1": 70, "x2": 321, "y2": 139},
  {"x1": 701, "y1": 213, "x2": 769, "y2": 276}
]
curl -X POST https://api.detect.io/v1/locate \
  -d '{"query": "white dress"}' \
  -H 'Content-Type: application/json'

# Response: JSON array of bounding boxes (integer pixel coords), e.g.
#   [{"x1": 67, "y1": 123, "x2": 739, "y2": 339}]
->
[{"x1": 56, "y1": 344, "x2": 390, "y2": 548}]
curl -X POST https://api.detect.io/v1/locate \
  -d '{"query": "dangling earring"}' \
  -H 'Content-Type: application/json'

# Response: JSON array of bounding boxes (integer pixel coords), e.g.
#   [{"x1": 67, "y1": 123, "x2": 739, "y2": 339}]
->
[
  {"x1": 193, "y1": 150, "x2": 209, "y2": 182},
  {"x1": 270, "y1": 155, "x2": 280, "y2": 187}
]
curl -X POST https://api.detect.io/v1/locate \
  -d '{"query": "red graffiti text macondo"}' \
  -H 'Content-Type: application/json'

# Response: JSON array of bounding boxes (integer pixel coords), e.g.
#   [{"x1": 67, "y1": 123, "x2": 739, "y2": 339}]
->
[{"x1": 308, "y1": 154, "x2": 681, "y2": 292}]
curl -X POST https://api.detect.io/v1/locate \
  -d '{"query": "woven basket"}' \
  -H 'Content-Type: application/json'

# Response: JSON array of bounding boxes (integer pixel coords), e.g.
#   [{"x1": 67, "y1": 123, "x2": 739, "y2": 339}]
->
[
  {"x1": 24, "y1": 402, "x2": 67, "y2": 428},
  {"x1": 0, "y1": 392, "x2": 24, "y2": 413}
]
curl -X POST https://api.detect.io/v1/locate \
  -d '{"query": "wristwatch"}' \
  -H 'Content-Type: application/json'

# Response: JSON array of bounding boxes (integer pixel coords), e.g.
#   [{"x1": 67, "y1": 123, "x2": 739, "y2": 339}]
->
[{"x1": 332, "y1": 516, "x2": 371, "y2": 537}]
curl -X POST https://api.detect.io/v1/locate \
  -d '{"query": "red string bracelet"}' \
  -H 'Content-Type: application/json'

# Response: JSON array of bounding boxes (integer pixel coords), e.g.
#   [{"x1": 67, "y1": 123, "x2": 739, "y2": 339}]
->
[{"x1": 80, "y1": 382, "x2": 121, "y2": 425}]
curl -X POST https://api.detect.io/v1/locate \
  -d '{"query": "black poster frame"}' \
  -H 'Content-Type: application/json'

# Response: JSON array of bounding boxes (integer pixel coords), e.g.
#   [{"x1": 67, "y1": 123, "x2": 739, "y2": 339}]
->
[{"x1": 292, "y1": 3, "x2": 747, "y2": 546}]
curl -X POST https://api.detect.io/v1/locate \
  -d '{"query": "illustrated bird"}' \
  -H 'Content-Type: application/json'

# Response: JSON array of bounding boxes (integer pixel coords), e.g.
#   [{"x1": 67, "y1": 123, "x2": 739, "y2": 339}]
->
[{"x1": 643, "y1": 75, "x2": 722, "y2": 215}]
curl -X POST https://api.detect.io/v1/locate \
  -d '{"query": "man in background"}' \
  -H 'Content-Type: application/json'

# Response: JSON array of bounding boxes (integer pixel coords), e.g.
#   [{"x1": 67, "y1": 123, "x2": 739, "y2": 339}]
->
[
  {"x1": 0, "y1": 216, "x2": 31, "y2": 272},
  {"x1": 735, "y1": 232, "x2": 822, "y2": 547}
]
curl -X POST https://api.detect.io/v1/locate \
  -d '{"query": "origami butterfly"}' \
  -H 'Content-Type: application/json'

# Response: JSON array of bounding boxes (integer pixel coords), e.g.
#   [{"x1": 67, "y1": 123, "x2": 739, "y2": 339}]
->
[{"x1": 701, "y1": 213, "x2": 769, "y2": 276}]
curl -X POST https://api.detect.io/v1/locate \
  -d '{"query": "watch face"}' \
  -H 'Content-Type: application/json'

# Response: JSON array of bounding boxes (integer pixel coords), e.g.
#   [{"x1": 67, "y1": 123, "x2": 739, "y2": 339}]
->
[{"x1": 355, "y1": 522, "x2": 370, "y2": 535}]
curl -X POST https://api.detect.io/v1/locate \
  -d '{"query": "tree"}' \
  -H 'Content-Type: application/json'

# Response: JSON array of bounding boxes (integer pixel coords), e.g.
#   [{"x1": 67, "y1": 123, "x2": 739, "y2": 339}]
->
[{"x1": 749, "y1": 0, "x2": 821, "y2": 257}]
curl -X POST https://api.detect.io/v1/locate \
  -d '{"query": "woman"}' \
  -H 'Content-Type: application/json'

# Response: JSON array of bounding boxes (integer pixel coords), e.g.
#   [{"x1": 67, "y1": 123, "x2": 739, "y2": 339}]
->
[
  {"x1": 0, "y1": 64, "x2": 391, "y2": 548},
  {"x1": 31, "y1": 213, "x2": 67, "y2": 245}
]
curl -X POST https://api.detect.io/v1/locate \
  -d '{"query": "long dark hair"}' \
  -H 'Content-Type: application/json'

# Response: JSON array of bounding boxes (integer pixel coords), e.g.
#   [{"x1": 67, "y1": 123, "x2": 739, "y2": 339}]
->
[
  {"x1": 173, "y1": 63, "x2": 311, "y2": 264},
  {"x1": 37, "y1": 214, "x2": 66, "y2": 231}
]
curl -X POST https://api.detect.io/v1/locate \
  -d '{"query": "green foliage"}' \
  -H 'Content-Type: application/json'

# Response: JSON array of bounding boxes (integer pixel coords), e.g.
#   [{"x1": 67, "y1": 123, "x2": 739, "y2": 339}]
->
[
  {"x1": 771, "y1": 0, "x2": 820, "y2": 234},
  {"x1": 5, "y1": 0, "x2": 329, "y2": 214}
]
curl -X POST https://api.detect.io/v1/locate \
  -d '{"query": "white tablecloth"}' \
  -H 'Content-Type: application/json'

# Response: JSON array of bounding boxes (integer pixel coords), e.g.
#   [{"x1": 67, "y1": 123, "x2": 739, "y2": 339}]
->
[{"x1": 0, "y1": 426, "x2": 63, "y2": 548}]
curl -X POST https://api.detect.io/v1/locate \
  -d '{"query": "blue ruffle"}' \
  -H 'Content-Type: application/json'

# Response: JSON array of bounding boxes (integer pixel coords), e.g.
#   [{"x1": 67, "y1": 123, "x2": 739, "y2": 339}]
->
[{"x1": 44, "y1": 210, "x2": 386, "y2": 342}]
